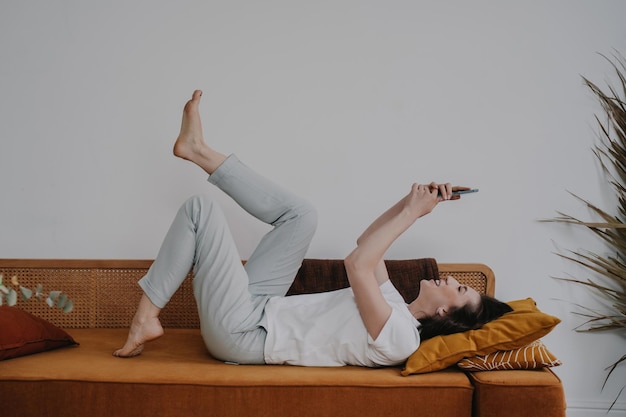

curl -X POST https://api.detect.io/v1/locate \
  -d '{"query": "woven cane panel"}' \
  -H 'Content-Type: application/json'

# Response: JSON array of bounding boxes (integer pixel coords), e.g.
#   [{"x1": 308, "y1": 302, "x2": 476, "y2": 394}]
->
[
  {"x1": 439, "y1": 271, "x2": 487, "y2": 295},
  {"x1": 93, "y1": 268, "x2": 145, "y2": 328},
  {"x1": 93, "y1": 269, "x2": 200, "y2": 328},
  {"x1": 1, "y1": 260, "x2": 493, "y2": 330},
  {"x1": 0, "y1": 265, "x2": 201, "y2": 329},
  {"x1": 0, "y1": 267, "x2": 94, "y2": 328}
]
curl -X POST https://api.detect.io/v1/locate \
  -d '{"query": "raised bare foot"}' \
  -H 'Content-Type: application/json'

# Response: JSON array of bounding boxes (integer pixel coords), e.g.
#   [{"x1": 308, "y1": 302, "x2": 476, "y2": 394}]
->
[
  {"x1": 173, "y1": 90, "x2": 227, "y2": 174},
  {"x1": 173, "y1": 90, "x2": 205, "y2": 161},
  {"x1": 113, "y1": 316, "x2": 164, "y2": 358}
]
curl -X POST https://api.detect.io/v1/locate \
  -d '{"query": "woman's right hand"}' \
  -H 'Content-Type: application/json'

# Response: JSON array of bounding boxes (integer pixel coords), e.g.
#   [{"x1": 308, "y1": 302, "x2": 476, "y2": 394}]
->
[
  {"x1": 405, "y1": 181, "x2": 468, "y2": 219},
  {"x1": 404, "y1": 183, "x2": 442, "y2": 219}
]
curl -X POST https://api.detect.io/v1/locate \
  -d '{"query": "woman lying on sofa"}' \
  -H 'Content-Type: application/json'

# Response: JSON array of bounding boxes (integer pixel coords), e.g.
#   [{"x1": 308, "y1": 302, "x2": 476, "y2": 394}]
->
[{"x1": 114, "y1": 90, "x2": 511, "y2": 367}]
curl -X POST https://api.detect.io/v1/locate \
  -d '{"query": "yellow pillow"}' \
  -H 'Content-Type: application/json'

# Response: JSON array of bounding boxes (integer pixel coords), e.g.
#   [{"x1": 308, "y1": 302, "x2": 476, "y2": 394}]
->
[
  {"x1": 456, "y1": 339, "x2": 562, "y2": 371},
  {"x1": 402, "y1": 298, "x2": 560, "y2": 376}
]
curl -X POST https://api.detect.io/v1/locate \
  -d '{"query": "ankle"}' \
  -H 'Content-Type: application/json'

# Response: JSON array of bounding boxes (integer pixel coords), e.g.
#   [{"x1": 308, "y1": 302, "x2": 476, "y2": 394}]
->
[{"x1": 196, "y1": 148, "x2": 228, "y2": 175}]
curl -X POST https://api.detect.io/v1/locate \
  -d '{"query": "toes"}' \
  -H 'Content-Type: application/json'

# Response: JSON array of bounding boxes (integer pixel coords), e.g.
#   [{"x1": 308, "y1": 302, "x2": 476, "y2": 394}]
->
[
  {"x1": 113, "y1": 344, "x2": 144, "y2": 358},
  {"x1": 191, "y1": 90, "x2": 202, "y2": 103}
]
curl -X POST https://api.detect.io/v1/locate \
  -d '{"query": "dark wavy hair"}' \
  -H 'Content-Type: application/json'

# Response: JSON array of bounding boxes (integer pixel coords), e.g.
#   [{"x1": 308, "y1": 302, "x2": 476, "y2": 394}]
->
[{"x1": 418, "y1": 294, "x2": 513, "y2": 340}]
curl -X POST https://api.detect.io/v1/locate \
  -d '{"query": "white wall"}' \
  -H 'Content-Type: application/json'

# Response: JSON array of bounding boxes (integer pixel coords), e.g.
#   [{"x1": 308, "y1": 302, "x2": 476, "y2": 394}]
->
[{"x1": 1, "y1": 1, "x2": 625, "y2": 414}]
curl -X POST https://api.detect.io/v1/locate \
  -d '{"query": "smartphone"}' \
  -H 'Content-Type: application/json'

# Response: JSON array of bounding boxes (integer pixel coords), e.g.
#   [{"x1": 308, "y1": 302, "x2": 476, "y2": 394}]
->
[
  {"x1": 452, "y1": 188, "x2": 479, "y2": 196},
  {"x1": 438, "y1": 188, "x2": 479, "y2": 197}
]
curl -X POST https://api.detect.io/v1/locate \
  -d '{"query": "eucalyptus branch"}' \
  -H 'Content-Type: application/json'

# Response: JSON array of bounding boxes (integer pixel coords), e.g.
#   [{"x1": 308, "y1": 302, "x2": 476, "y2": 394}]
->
[{"x1": 0, "y1": 274, "x2": 74, "y2": 313}]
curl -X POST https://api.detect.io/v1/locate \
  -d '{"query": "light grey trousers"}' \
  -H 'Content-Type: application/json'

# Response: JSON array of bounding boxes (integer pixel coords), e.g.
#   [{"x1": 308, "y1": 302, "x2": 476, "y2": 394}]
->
[{"x1": 139, "y1": 154, "x2": 317, "y2": 363}]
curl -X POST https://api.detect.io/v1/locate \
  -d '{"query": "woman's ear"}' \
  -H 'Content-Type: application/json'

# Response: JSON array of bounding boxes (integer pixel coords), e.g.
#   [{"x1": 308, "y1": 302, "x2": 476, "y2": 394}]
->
[{"x1": 436, "y1": 306, "x2": 448, "y2": 317}]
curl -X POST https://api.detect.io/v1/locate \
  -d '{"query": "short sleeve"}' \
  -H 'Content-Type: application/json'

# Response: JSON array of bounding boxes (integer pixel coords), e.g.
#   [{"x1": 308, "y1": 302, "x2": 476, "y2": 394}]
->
[{"x1": 367, "y1": 308, "x2": 421, "y2": 366}]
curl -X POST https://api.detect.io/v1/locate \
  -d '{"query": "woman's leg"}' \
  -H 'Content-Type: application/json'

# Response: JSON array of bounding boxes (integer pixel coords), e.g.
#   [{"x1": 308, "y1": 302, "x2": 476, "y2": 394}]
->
[
  {"x1": 208, "y1": 155, "x2": 317, "y2": 297},
  {"x1": 115, "y1": 90, "x2": 316, "y2": 360},
  {"x1": 179, "y1": 91, "x2": 317, "y2": 361},
  {"x1": 173, "y1": 89, "x2": 317, "y2": 297},
  {"x1": 115, "y1": 190, "x2": 261, "y2": 360},
  {"x1": 114, "y1": 90, "x2": 238, "y2": 358}
]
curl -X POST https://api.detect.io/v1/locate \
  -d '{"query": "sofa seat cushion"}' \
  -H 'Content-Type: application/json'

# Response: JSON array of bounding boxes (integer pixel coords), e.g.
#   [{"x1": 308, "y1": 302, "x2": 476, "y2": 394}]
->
[
  {"x1": 468, "y1": 368, "x2": 566, "y2": 417},
  {"x1": 0, "y1": 328, "x2": 474, "y2": 417}
]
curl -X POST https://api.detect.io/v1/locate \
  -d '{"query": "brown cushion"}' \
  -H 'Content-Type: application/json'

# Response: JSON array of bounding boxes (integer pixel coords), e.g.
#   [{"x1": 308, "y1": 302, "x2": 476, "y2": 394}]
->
[
  {"x1": 402, "y1": 298, "x2": 560, "y2": 375},
  {"x1": 0, "y1": 306, "x2": 78, "y2": 360},
  {"x1": 287, "y1": 258, "x2": 439, "y2": 302}
]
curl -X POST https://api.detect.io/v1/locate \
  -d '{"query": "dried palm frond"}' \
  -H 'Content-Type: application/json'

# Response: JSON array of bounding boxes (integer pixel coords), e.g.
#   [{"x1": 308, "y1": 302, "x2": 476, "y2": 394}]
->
[{"x1": 542, "y1": 52, "x2": 626, "y2": 409}]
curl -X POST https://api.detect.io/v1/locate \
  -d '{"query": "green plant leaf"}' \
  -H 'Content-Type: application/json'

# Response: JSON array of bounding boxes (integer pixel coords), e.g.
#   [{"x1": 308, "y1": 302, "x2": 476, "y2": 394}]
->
[
  {"x1": 46, "y1": 291, "x2": 62, "y2": 307},
  {"x1": 35, "y1": 284, "x2": 43, "y2": 301},
  {"x1": 62, "y1": 300, "x2": 74, "y2": 313},
  {"x1": 56, "y1": 293, "x2": 67, "y2": 309},
  {"x1": 7, "y1": 288, "x2": 17, "y2": 306},
  {"x1": 19, "y1": 286, "x2": 33, "y2": 300}
]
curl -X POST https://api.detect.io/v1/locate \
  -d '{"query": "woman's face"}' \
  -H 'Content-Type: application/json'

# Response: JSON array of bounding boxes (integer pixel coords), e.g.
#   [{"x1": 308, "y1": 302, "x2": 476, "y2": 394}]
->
[{"x1": 418, "y1": 276, "x2": 481, "y2": 317}]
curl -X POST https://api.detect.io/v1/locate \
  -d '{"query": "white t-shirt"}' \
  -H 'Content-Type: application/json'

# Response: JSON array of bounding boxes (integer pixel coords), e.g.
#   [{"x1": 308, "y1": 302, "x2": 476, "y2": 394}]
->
[{"x1": 263, "y1": 280, "x2": 421, "y2": 367}]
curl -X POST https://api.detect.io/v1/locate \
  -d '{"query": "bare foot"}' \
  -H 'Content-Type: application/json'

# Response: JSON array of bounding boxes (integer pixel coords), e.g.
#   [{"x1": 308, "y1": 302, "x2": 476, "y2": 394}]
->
[
  {"x1": 173, "y1": 90, "x2": 205, "y2": 161},
  {"x1": 173, "y1": 90, "x2": 226, "y2": 174},
  {"x1": 113, "y1": 316, "x2": 164, "y2": 357},
  {"x1": 113, "y1": 294, "x2": 164, "y2": 358}
]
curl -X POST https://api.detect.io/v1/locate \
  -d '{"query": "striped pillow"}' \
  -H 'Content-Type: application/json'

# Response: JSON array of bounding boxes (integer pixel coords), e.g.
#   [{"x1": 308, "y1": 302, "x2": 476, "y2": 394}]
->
[{"x1": 456, "y1": 340, "x2": 561, "y2": 371}]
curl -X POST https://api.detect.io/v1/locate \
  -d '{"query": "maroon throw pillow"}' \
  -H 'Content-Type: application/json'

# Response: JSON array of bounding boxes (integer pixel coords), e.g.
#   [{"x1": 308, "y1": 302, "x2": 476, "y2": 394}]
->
[{"x1": 0, "y1": 306, "x2": 78, "y2": 360}]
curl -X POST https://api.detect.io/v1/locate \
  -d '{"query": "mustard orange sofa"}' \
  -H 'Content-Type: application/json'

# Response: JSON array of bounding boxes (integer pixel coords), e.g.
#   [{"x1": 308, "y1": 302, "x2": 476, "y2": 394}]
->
[{"x1": 0, "y1": 259, "x2": 566, "y2": 417}]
